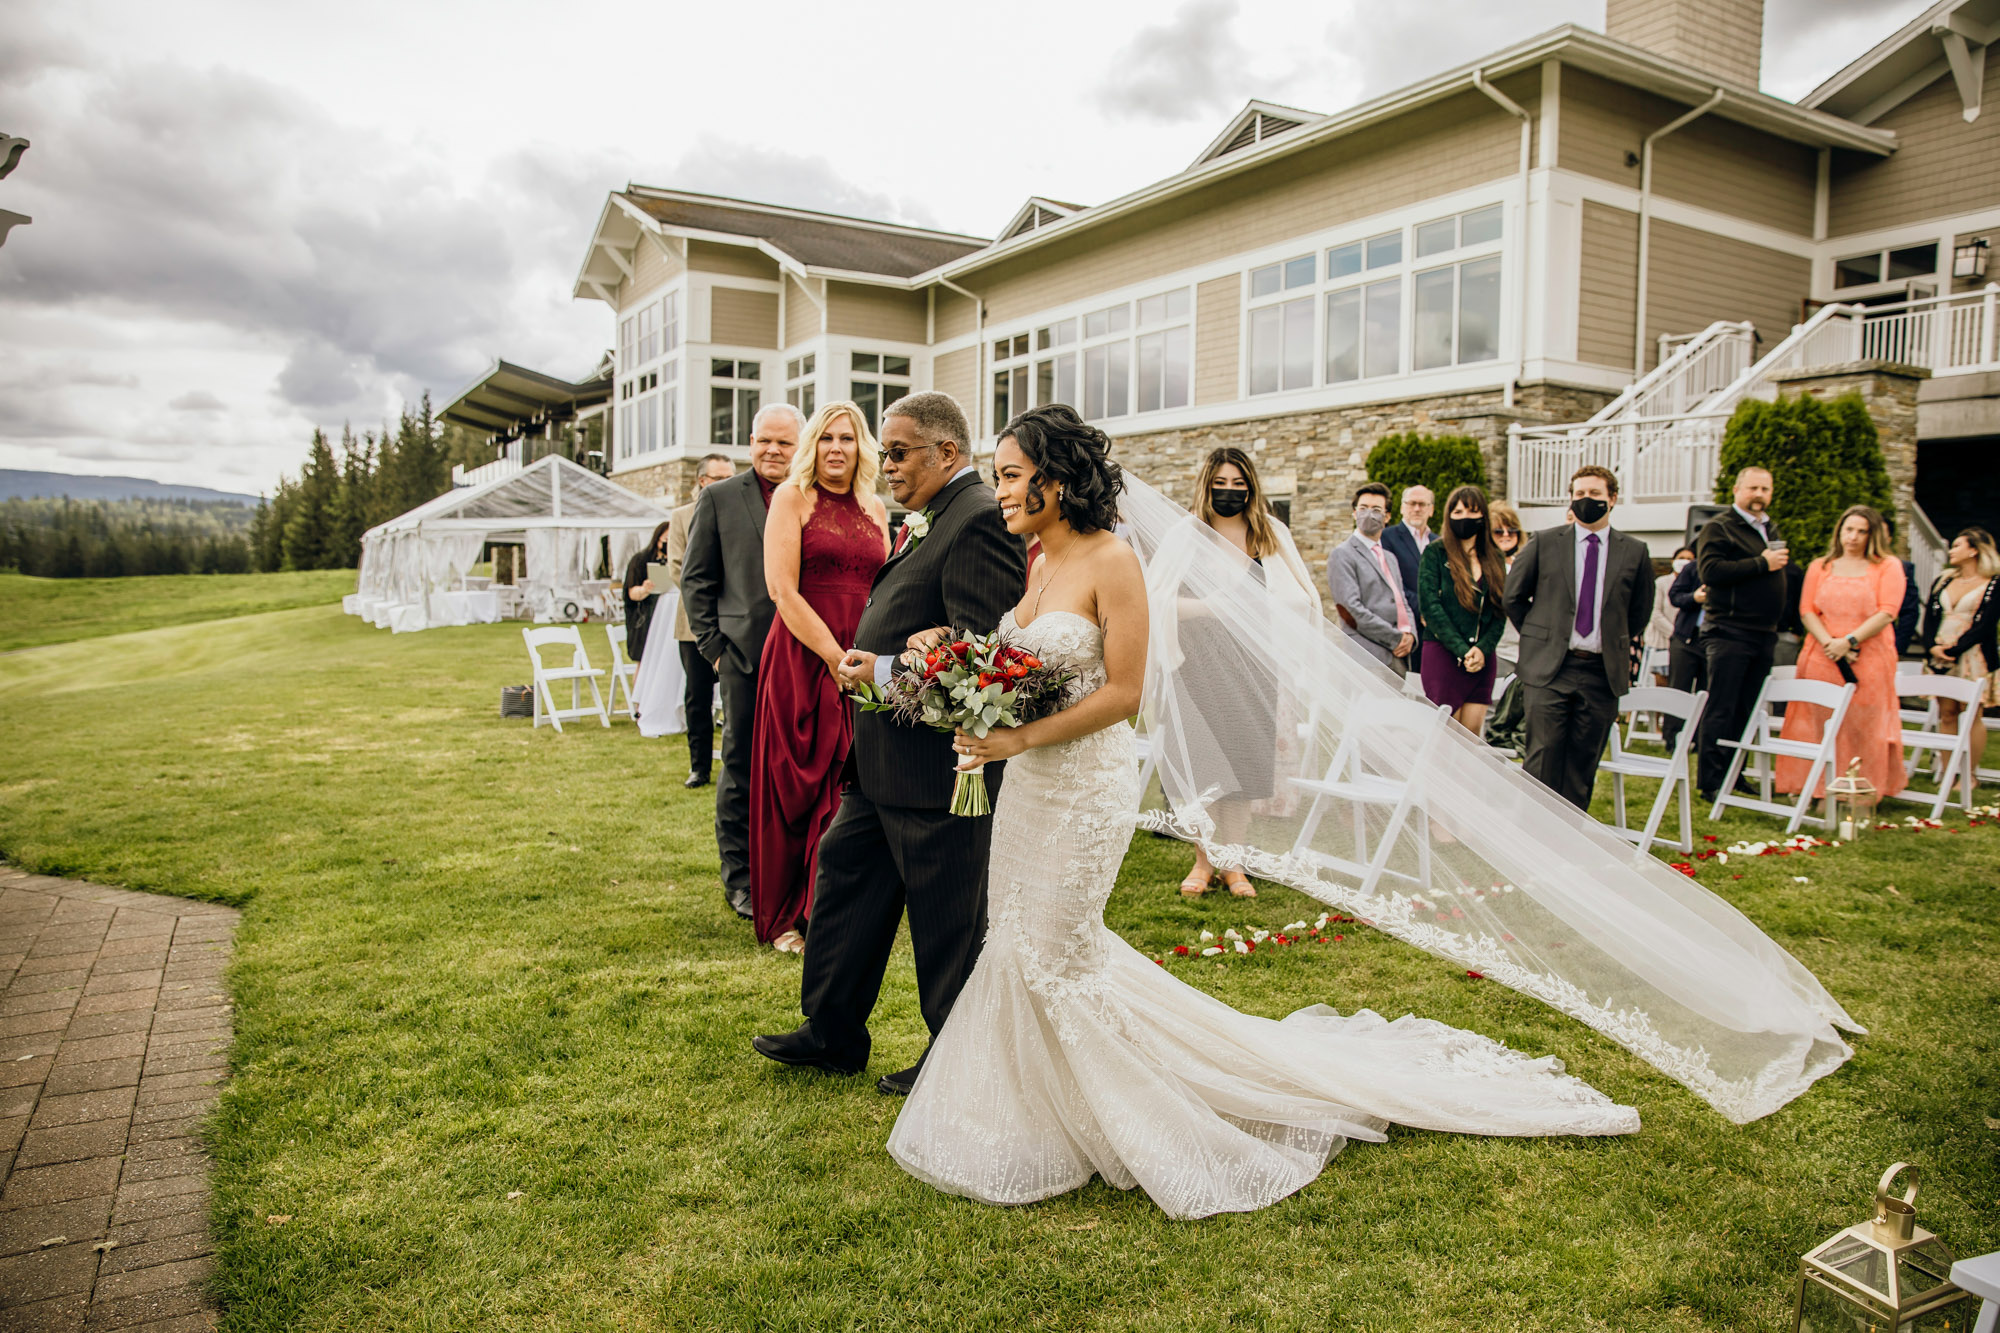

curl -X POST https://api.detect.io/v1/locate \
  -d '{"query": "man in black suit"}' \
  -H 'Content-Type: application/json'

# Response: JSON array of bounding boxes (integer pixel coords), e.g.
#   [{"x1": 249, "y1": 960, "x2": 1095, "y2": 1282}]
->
[
  {"x1": 1693, "y1": 465, "x2": 1789, "y2": 801},
  {"x1": 679, "y1": 406, "x2": 802, "y2": 920},
  {"x1": 1379, "y1": 483, "x2": 1433, "y2": 627},
  {"x1": 1503, "y1": 465, "x2": 1655, "y2": 810},
  {"x1": 753, "y1": 391, "x2": 1025, "y2": 1096},
  {"x1": 1662, "y1": 545, "x2": 1704, "y2": 749}
]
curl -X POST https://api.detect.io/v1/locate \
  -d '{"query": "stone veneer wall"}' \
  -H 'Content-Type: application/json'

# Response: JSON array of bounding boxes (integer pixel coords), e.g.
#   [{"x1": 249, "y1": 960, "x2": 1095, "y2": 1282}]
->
[
  {"x1": 1765, "y1": 360, "x2": 1927, "y2": 557},
  {"x1": 1107, "y1": 382, "x2": 1616, "y2": 567},
  {"x1": 610, "y1": 457, "x2": 710, "y2": 509}
]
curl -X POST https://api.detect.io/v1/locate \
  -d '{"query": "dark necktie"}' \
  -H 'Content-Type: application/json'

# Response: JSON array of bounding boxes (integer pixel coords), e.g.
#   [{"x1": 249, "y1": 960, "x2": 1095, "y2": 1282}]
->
[{"x1": 1576, "y1": 533, "x2": 1600, "y2": 639}]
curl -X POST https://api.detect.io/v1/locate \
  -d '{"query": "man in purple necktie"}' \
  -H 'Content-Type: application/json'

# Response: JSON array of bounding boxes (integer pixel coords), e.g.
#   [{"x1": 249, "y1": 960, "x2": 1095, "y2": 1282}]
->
[{"x1": 1501, "y1": 465, "x2": 1657, "y2": 810}]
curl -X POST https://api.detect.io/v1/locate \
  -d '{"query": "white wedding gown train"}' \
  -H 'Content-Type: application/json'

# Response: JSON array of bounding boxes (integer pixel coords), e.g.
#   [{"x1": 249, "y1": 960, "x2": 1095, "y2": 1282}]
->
[{"x1": 887, "y1": 611, "x2": 1637, "y2": 1220}]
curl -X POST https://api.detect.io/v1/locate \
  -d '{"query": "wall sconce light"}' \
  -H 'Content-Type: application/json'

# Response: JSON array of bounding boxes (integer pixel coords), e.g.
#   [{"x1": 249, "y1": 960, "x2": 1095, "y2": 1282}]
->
[{"x1": 1952, "y1": 237, "x2": 1990, "y2": 280}]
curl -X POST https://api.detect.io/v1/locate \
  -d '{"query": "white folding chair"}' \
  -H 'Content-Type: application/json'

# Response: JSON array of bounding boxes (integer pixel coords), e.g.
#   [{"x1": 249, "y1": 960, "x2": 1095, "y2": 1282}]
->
[
  {"x1": 1622, "y1": 645, "x2": 1672, "y2": 746},
  {"x1": 1739, "y1": 665, "x2": 1798, "y2": 786},
  {"x1": 522, "y1": 626, "x2": 610, "y2": 732},
  {"x1": 604, "y1": 624, "x2": 639, "y2": 721},
  {"x1": 1894, "y1": 662, "x2": 1942, "y2": 781},
  {"x1": 1709, "y1": 675, "x2": 1856, "y2": 833},
  {"x1": 1603, "y1": 685, "x2": 1708, "y2": 855},
  {"x1": 1286, "y1": 702, "x2": 1451, "y2": 894},
  {"x1": 1888, "y1": 674, "x2": 1983, "y2": 818}
]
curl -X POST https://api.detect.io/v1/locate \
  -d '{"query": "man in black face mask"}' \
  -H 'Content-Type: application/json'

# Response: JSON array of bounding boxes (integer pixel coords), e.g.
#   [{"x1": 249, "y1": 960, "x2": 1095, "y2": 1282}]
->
[{"x1": 1502, "y1": 465, "x2": 1655, "y2": 810}]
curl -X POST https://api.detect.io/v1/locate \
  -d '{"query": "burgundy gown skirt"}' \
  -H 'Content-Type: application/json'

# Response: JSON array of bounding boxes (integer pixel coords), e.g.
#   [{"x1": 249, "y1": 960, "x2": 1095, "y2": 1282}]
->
[{"x1": 748, "y1": 486, "x2": 884, "y2": 944}]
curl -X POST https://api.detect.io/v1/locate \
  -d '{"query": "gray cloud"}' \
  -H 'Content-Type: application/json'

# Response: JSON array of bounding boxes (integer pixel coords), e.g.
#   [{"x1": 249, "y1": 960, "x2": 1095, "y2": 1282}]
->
[
  {"x1": 167, "y1": 390, "x2": 224, "y2": 411},
  {"x1": 1092, "y1": 1, "x2": 1262, "y2": 124}
]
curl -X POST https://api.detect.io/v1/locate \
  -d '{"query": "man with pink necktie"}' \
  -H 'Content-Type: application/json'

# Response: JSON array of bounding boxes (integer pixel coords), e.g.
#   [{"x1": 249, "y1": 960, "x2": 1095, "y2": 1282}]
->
[
  {"x1": 1326, "y1": 482, "x2": 1418, "y2": 677},
  {"x1": 1502, "y1": 465, "x2": 1654, "y2": 809}
]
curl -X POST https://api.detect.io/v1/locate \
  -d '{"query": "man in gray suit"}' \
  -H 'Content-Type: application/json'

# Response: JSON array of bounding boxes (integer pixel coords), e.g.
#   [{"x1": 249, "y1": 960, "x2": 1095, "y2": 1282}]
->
[
  {"x1": 1326, "y1": 482, "x2": 1415, "y2": 676},
  {"x1": 680, "y1": 406, "x2": 802, "y2": 919},
  {"x1": 1502, "y1": 464, "x2": 1654, "y2": 810}
]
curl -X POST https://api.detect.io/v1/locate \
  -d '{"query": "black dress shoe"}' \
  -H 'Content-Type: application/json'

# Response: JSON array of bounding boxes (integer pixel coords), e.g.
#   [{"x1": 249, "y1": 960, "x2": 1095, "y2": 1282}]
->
[
  {"x1": 684, "y1": 770, "x2": 711, "y2": 789},
  {"x1": 752, "y1": 1028, "x2": 863, "y2": 1078},
  {"x1": 877, "y1": 1057, "x2": 925, "y2": 1097}
]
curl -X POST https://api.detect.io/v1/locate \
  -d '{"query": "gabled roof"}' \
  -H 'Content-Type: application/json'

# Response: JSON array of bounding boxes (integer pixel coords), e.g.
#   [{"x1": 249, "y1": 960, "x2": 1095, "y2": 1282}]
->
[
  {"x1": 918, "y1": 25, "x2": 1899, "y2": 285},
  {"x1": 999, "y1": 197, "x2": 1083, "y2": 241},
  {"x1": 1190, "y1": 100, "x2": 1324, "y2": 168},
  {"x1": 574, "y1": 188, "x2": 988, "y2": 304},
  {"x1": 440, "y1": 358, "x2": 612, "y2": 437},
  {"x1": 1801, "y1": 0, "x2": 1998, "y2": 124}
]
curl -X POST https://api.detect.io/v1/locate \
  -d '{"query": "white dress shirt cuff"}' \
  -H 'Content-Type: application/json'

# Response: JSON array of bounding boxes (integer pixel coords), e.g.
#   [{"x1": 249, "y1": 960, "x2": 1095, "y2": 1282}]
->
[{"x1": 874, "y1": 653, "x2": 894, "y2": 687}]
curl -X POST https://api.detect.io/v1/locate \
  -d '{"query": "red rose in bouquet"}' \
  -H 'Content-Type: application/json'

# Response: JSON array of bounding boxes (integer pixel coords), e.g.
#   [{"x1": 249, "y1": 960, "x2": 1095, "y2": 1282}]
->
[{"x1": 850, "y1": 628, "x2": 1074, "y2": 816}]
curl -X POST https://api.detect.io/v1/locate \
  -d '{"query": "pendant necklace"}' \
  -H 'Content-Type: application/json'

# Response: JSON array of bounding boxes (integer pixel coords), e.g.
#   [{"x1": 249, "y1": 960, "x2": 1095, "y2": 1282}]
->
[{"x1": 1034, "y1": 544, "x2": 1076, "y2": 619}]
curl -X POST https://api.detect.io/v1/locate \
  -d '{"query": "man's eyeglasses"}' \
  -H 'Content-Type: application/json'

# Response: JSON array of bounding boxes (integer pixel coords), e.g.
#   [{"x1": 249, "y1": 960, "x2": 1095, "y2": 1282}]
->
[{"x1": 878, "y1": 442, "x2": 940, "y2": 467}]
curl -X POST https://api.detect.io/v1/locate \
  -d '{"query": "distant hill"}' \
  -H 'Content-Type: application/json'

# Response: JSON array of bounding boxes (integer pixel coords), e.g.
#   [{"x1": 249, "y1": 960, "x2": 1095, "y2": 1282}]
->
[{"x1": 0, "y1": 469, "x2": 261, "y2": 506}]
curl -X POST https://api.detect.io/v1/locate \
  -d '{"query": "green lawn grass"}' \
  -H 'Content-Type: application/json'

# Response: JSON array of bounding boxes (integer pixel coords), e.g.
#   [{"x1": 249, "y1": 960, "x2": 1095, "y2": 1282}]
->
[
  {"x1": 0, "y1": 603, "x2": 1994, "y2": 1331},
  {"x1": 0, "y1": 569, "x2": 354, "y2": 651}
]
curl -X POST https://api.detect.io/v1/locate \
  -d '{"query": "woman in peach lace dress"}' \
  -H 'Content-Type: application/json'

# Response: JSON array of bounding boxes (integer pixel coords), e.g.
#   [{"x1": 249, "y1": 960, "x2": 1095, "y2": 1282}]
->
[{"x1": 1777, "y1": 506, "x2": 1906, "y2": 799}]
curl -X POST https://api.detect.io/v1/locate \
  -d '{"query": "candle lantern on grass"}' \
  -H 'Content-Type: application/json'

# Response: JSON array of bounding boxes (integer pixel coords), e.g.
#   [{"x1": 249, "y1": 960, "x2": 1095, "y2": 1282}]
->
[
  {"x1": 1794, "y1": 1163, "x2": 1972, "y2": 1332},
  {"x1": 1827, "y1": 758, "x2": 1880, "y2": 841}
]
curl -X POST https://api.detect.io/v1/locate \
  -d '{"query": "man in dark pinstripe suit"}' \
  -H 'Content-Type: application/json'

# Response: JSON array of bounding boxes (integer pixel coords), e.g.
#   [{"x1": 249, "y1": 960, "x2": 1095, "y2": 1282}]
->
[{"x1": 753, "y1": 392, "x2": 1027, "y2": 1096}]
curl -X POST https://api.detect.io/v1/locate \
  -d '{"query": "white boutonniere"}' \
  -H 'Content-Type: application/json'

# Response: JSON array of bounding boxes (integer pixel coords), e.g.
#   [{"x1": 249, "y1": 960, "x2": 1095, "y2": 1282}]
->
[{"x1": 902, "y1": 509, "x2": 932, "y2": 549}]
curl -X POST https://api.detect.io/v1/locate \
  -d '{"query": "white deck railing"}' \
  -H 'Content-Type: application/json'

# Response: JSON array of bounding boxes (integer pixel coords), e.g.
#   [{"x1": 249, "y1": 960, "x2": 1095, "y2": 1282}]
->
[
  {"x1": 1509, "y1": 291, "x2": 1997, "y2": 509},
  {"x1": 451, "y1": 457, "x2": 525, "y2": 489}
]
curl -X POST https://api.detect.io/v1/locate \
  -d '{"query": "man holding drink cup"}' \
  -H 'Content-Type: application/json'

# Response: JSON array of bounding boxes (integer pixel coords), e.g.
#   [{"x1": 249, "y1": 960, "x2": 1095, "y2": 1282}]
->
[{"x1": 1693, "y1": 466, "x2": 1790, "y2": 802}]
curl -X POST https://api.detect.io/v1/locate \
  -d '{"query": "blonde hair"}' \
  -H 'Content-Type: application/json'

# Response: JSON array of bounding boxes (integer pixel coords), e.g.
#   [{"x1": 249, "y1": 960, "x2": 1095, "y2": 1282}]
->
[
  {"x1": 1957, "y1": 526, "x2": 2000, "y2": 578},
  {"x1": 1488, "y1": 500, "x2": 1523, "y2": 536},
  {"x1": 1820, "y1": 505, "x2": 1892, "y2": 565},
  {"x1": 787, "y1": 400, "x2": 880, "y2": 497},
  {"x1": 1194, "y1": 446, "x2": 1279, "y2": 559}
]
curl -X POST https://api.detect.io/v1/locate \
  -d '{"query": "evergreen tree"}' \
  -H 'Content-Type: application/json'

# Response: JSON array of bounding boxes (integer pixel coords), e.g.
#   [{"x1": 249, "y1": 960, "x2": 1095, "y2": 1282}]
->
[
  {"x1": 1365, "y1": 432, "x2": 1489, "y2": 510},
  {"x1": 1714, "y1": 391, "x2": 1893, "y2": 559},
  {"x1": 281, "y1": 429, "x2": 341, "y2": 570}
]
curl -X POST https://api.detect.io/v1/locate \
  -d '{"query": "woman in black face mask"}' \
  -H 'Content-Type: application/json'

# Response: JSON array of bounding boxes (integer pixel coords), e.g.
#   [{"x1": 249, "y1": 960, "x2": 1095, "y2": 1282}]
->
[
  {"x1": 1417, "y1": 484, "x2": 1509, "y2": 735},
  {"x1": 1176, "y1": 447, "x2": 1323, "y2": 900}
]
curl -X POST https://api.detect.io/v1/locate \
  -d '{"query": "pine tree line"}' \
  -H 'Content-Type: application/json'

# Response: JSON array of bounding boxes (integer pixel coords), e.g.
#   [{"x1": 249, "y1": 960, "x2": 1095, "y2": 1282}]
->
[
  {"x1": 0, "y1": 497, "x2": 256, "y2": 578},
  {"x1": 249, "y1": 395, "x2": 489, "y2": 572}
]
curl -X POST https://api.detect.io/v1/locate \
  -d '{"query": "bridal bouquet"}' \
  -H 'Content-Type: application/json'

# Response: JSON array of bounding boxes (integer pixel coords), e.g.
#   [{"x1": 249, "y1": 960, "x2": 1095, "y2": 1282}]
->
[{"x1": 850, "y1": 628, "x2": 1075, "y2": 816}]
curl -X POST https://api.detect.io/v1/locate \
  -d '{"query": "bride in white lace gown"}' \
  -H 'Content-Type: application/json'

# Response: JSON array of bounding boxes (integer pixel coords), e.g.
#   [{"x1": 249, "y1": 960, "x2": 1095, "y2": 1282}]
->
[{"x1": 886, "y1": 408, "x2": 1638, "y2": 1220}]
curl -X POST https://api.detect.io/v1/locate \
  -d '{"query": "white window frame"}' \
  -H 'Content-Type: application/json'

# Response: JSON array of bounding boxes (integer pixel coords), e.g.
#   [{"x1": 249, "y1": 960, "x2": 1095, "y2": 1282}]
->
[
  {"x1": 709, "y1": 357, "x2": 763, "y2": 448},
  {"x1": 785, "y1": 352, "x2": 818, "y2": 418},
  {"x1": 850, "y1": 351, "x2": 912, "y2": 434}
]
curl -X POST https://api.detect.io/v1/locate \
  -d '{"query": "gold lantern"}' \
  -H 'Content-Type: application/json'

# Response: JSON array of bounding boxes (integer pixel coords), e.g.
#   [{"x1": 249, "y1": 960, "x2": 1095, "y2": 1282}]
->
[
  {"x1": 1827, "y1": 758, "x2": 1880, "y2": 841},
  {"x1": 1794, "y1": 1163, "x2": 1972, "y2": 1332}
]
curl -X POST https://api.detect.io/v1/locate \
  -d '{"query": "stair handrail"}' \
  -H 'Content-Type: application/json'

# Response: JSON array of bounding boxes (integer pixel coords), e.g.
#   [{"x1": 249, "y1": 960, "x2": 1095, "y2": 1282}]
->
[{"x1": 1584, "y1": 320, "x2": 1755, "y2": 425}]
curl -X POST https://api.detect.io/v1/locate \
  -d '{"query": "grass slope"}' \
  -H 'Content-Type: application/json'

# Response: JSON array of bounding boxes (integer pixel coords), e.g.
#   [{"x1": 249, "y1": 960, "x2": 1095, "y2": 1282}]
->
[
  {"x1": 0, "y1": 604, "x2": 1994, "y2": 1331},
  {"x1": 0, "y1": 569, "x2": 353, "y2": 652}
]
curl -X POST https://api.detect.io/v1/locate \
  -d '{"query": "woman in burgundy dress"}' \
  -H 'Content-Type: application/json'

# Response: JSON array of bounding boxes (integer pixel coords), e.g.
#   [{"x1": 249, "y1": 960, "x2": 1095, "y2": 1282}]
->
[{"x1": 751, "y1": 401, "x2": 889, "y2": 953}]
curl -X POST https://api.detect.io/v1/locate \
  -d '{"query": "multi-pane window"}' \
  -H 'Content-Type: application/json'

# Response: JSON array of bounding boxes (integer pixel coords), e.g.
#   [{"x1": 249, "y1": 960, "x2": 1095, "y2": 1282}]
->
[
  {"x1": 710, "y1": 358, "x2": 762, "y2": 448},
  {"x1": 1249, "y1": 205, "x2": 1503, "y2": 395},
  {"x1": 618, "y1": 292, "x2": 681, "y2": 371},
  {"x1": 992, "y1": 333, "x2": 1030, "y2": 428},
  {"x1": 616, "y1": 366, "x2": 677, "y2": 463},
  {"x1": 786, "y1": 353, "x2": 816, "y2": 418},
  {"x1": 1035, "y1": 319, "x2": 1078, "y2": 414},
  {"x1": 1409, "y1": 207, "x2": 1504, "y2": 370},
  {"x1": 1082, "y1": 302, "x2": 1132, "y2": 419},
  {"x1": 1248, "y1": 254, "x2": 1317, "y2": 395},
  {"x1": 1834, "y1": 243, "x2": 1937, "y2": 290},
  {"x1": 850, "y1": 352, "x2": 911, "y2": 434},
  {"x1": 1134, "y1": 290, "x2": 1192, "y2": 413}
]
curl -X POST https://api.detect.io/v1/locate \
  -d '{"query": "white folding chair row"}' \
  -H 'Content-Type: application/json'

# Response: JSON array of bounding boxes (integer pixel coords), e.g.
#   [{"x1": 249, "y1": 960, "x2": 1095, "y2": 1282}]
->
[
  {"x1": 1287, "y1": 702, "x2": 1452, "y2": 894},
  {"x1": 1710, "y1": 674, "x2": 1855, "y2": 833},
  {"x1": 522, "y1": 626, "x2": 609, "y2": 732},
  {"x1": 605, "y1": 625, "x2": 639, "y2": 721},
  {"x1": 1887, "y1": 674, "x2": 1984, "y2": 818},
  {"x1": 1602, "y1": 685, "x2": 1708, "y2": 855},
  {"x1": 1623, "y1": 644, "x2": 1672, "y2": 746},
  {"x1": 1737, "y1": 665, "x2": 1798, "y2": 786}
]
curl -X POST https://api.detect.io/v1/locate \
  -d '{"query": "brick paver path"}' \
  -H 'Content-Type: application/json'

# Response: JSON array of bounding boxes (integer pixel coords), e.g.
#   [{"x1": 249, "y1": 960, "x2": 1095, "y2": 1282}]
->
[{"x1": 0, "y1": 867, "x2": 237, "y2": 1331}]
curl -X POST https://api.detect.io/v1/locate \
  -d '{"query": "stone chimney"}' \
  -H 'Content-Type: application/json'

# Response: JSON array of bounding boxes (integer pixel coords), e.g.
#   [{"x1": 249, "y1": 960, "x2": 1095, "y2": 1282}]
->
[{"x1": 1605, "y1": 0, "x2": 1765, "y2": 90}]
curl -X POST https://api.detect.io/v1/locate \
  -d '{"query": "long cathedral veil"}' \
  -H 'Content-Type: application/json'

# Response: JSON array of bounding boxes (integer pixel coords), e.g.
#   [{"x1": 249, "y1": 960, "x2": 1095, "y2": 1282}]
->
[{"x1": 1118, "y1": 474, "x2": 1860, "y2": 1123}]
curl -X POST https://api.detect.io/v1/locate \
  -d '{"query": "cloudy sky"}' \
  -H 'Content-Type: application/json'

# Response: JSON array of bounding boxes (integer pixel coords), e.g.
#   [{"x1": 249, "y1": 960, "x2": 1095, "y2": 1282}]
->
[{"x1": 0, "y1": 0, "x2": 1932, "y2": 493}]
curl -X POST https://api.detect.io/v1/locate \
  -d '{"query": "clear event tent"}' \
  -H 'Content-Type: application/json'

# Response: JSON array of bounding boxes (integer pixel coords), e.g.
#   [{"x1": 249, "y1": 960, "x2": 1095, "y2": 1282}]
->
[{"x1": 345, "y1": 454, "x2": 669, "y2": 632}]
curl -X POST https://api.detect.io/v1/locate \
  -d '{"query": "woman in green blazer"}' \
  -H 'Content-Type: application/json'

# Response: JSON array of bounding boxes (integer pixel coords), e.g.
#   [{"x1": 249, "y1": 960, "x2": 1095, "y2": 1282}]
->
[{"x1": 1418, "y1": 484, "x2": 1509, "y2": 733}]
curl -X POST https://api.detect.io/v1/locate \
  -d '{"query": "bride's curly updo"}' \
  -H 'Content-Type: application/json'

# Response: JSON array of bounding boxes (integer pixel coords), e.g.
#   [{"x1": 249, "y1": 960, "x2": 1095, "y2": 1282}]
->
[{"x1": 997, "y1": 405, "x2": 1123, "y2": 534}]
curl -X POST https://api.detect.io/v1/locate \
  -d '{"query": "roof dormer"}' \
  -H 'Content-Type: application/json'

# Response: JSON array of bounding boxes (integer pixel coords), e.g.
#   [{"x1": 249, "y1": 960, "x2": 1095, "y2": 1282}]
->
[
  {"x1": 1191, "y1": 100, "x2": 1322, "y2": 168},
  {"x1": 999, "y1": 197, "x2": 1083, "y2": 241}
]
